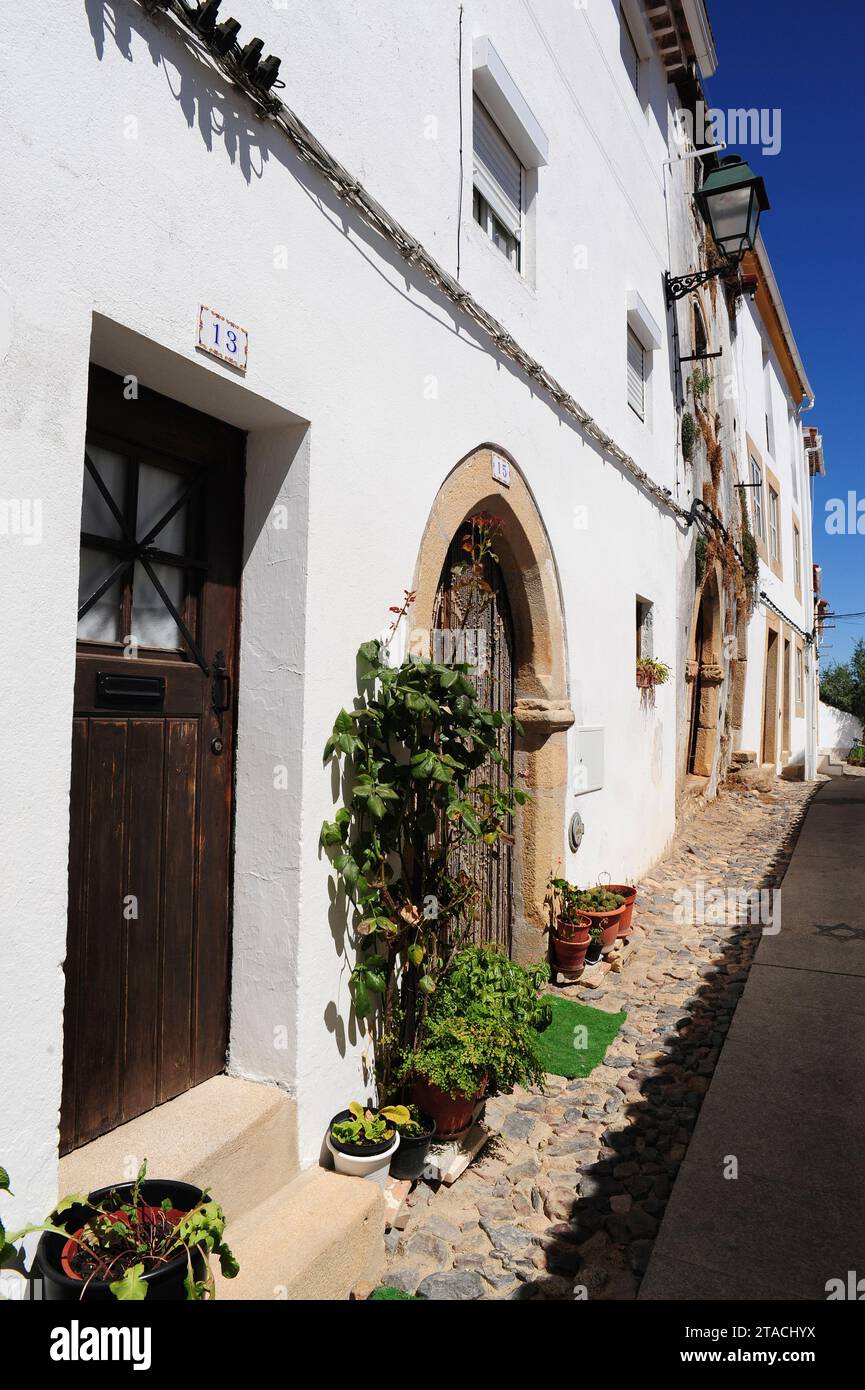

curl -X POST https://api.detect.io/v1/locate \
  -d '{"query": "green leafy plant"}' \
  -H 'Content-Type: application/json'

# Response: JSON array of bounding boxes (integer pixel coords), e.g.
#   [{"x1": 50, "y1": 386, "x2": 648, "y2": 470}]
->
[
  {"x1": 547, "y1": 875, "x2": 591, "y2": 939},
  {"x1": 689, "y1": 368, "x2": 712, "y2": 402},
  {"x1": 848, "y1": 745, "x2": 865, "y2": 768},
  {"x1": 2, "y1": 1160, "x2": 238, "y2": 1301},
  {"x1": 636, "y1": 657, "x2": 671, "y2": 688},
  {"x1": 321, "y1": 530, "x2": 529, "y2": 1097},
  {"x1": 398, "y1": 945, "x2": 551, "y2": 1097},
  {"x1": 393, "y1": 1103, "x2": 433, "y2": 1138},
  {"x1": 330, "y1": 1102, "x2": 410, "y2": 1148},
  {"x1": 681, "y1": 410, "x2": 696, "y2": 463},
  {"x1": 570, "y1": 886, "x2": 626, "y2": 913}
]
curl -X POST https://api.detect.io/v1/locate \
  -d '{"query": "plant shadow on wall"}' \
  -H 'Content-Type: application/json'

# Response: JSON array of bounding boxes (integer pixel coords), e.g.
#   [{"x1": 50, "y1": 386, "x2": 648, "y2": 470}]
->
[{"x1": 320, "y1": 518, "x2": 541, "y2": 1103}]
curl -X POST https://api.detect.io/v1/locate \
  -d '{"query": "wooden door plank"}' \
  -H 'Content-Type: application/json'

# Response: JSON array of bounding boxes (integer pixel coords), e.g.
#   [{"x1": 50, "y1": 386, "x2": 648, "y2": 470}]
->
[
  {"x1": 60, "y1": 720, "x2": 90, "y2": 1155},
  {"x1": 75, "y1": 719, "x2": 127, "y2": 1147},
  {"x1": 122, "y1": 719, "x2": 165, "y2": 1121},
  {"x1": 158, "y1": 719, "x2": 197, "y2": 1104}
]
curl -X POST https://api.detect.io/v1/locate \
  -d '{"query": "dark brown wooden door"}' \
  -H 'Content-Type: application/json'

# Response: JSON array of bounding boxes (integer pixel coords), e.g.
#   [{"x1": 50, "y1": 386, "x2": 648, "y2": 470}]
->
[
  {"x1": 60, "y1": 367, "x2": 244, "y2": 1154},
  {"x1": 433, "y1": 524, "x2": 515, "y2": 954}
]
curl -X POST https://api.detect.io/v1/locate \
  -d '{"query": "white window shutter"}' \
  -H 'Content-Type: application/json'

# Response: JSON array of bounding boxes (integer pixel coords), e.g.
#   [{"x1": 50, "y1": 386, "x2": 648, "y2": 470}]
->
[
  {"x1": 627, "y1": 328, "x2": 645, "y2": 419},
  {"x1": 473, "y1": 97, "x2": 522, "y2": 235}
]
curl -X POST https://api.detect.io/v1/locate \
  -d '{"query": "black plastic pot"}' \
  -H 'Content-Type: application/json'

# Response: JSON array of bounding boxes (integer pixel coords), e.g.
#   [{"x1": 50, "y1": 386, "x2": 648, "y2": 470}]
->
[
  {"x1": 31, "y1": 1179, "x2": 205, "y2": 1302},
  {"x1": 390, "y1": 1113, "x2": 436, "y2": 1181},
  {"x1": 328, "y1": 1110, "x2": 398, "y2": 1157},
  {"x1": 586, "y1": 938, "x2": 603, "y2": 964}
]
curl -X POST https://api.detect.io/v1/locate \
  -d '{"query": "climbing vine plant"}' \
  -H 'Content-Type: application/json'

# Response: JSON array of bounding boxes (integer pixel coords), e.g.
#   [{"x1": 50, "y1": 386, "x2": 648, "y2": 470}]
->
[{"x1": 320, "y1": 519, "x2": 528, "y2": 1099}]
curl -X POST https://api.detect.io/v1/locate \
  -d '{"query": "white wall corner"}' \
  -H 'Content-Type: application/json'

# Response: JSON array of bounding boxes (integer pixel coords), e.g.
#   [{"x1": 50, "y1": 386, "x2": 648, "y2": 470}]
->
[
  {"x1": 472, "y1": 35, "x2": 549, "y2": 168},
  {"x1": 627, "y1": 290, "x2": 663, "y2": 352}
]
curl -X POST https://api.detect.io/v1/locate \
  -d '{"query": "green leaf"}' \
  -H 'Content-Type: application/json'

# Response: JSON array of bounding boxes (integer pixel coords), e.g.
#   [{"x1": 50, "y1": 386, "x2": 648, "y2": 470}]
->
[
  {"x1": 368, "y1": 794, "x2": 386, "y2": 820},
  {"x1": 218, "y1": 1246, "x2": 240, "y2": 1279},
  {"x1": 55, "y1": 1192, "x2": 88, "y2": 1214},
  {"x1": 110, "y1": 1262, "x2": 148, "y2": 1301},
  {"x1": 407, "y1": 944, "x2": 424, "y2": 967},
  {"x1": 0, "y1": 1168, "x2": 11, "y2": 1196},
  {"x1": 365, "y1": 967, "x2": 387, "y2": 994},
  {"x1": 418, "y1": 975, "x2": 436, "y2": 995},
  {"x1": 351, "y1": 976, "x2": 370, "y2": 1018},
  {"x1": 334, "y1": 709, "x2": 354, "y2": 733},
  {"x1": 358, "y1": 640, "x2": 381, "y2": 664}
]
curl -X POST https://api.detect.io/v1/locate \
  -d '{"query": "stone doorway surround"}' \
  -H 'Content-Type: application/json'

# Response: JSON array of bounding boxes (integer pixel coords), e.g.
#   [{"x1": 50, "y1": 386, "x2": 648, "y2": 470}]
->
[
  {"x1": 685, "y1": 563, "x2": 725, "y2": 780},
  {"x1": 409, "y1": 445, "x2": 574, "y2": 966}
]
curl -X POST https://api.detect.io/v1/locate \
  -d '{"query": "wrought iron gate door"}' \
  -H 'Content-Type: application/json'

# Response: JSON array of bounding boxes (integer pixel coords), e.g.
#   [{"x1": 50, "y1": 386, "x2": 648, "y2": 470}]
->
[{"x1": 433, "y1": 526, "x2": 515, "y2": 954}]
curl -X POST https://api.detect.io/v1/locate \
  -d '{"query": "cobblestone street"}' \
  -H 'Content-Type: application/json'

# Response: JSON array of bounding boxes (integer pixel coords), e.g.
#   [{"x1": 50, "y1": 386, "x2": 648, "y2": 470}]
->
[{"x1": 384, "y1": 780, "x2": 817, "y2": 1300}]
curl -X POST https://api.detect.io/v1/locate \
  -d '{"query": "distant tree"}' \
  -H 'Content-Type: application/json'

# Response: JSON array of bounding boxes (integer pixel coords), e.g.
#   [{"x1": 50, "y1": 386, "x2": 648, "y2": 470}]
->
[{"x1": 820, "y1": 639, "x2": 865, "y2": 723}]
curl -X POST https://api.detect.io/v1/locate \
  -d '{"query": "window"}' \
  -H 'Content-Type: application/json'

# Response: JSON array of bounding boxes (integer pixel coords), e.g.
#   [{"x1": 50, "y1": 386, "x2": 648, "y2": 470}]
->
[
  {"x1": 750, "y1": 455, "x2": 765, "y2": 539},
  {"x1": 768, "y1": 485, "x2": 780, "y2": 562},
  {"x1": 793, "y1": 521, "x2": 802, "y2": 592},
  {"x1": 619, "y1": 5, "x2": 640, "y2": 96},
  {"x1": 762, "y1": 352, "x2": 775, "y2": 455},
  {"x1": 473, "y1": 96, "x2": 523, "y2": 270},
  {"x1": 796, "y1": 645, "x2": 805, "y2": 707},
  {"x1": 627, "y1": 327, "x2": 645, "y2": 420},
  {"x1": 636, "y1": 597, "x2": 654, "y2": 658},
  {"x1": 693, "y1": 305, "x2": 708, "y2": 361}
]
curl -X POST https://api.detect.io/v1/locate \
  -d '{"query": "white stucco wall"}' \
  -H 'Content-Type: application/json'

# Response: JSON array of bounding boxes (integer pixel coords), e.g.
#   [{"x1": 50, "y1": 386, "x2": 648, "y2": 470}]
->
[
  {"x1": 818, "y1": 701, "x2": 863, "y2": 757},
  {"x1": 733, "y1": 296, "x2": 817, "y2": 774},
  {"x1": 0, "y1": 0, "x2": 724, "y2": 1204}
]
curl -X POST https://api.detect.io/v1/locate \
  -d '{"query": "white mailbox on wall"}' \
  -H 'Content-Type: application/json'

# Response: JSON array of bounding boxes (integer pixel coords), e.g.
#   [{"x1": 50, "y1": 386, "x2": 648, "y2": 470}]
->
[{"x1": 574, "y1": 725, "x2": 604, "y2": 795}]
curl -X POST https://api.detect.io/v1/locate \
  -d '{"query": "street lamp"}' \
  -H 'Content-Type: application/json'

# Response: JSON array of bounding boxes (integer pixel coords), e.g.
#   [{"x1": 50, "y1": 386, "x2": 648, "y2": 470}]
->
[{"x1": 665, "y1": 154, "x2": 770, "y2": 305}]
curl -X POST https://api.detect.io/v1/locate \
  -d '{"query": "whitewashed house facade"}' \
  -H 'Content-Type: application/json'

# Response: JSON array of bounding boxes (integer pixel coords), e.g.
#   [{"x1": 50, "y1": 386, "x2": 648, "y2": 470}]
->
[{"x1": 0, "y1": 0, "x2": 819, "y2": 1291}]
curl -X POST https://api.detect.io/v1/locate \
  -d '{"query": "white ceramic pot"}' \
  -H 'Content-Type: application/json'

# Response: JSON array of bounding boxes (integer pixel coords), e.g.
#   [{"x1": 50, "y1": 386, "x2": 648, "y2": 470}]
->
[{"x1": 326, "y1": 1131, "x2": 400, "y2": 1184}]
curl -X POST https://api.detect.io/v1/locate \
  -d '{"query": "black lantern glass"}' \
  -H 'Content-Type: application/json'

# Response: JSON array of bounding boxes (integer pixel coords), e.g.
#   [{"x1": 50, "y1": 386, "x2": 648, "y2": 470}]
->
[{"x1": 695, "y1": 155, "x2": 770, "y2": 264}]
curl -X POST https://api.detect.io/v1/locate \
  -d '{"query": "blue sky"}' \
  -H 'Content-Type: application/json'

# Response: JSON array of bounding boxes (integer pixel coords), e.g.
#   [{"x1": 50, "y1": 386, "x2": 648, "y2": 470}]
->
[{"x1": 704, "y1": 0, "x2": 864, "y2": 665}]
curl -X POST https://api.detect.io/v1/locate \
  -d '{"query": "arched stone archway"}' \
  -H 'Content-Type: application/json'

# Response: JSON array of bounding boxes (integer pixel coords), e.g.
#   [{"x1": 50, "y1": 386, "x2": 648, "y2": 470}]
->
[
  {"x1": 686, "y1": 562, "x2": 725, "y2": 778},
  {"x1": 409, "y1": 444, "x2": 573, "y2": 965}
]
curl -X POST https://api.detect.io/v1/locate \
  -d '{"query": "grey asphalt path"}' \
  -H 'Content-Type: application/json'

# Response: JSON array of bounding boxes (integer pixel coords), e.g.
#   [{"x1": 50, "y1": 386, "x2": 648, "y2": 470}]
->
[{"x1": 639, "y1": 777, "x2": 865, "y2": 1300}]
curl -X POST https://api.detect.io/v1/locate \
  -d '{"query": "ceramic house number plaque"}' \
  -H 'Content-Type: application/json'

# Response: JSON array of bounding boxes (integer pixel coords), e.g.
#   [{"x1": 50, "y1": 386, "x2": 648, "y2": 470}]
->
[{"x1": 197, "y1": 305, "x2": 248, "y2": 372}]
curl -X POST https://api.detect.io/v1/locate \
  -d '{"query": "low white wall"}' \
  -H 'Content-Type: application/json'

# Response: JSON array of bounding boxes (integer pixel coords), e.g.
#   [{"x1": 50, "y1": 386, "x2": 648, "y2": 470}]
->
[{"x1": 819, "y1": 700, "x2": 863, "y2": 757}]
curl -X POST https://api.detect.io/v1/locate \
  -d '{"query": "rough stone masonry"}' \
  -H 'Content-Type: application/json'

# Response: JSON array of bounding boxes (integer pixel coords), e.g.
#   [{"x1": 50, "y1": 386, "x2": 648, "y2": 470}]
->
[{"x1": 384, "y1": 780, "x2": 815, "y2": 1300}]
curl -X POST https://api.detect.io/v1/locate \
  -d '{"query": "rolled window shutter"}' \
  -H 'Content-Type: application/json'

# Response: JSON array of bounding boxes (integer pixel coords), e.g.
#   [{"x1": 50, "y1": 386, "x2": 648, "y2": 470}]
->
[
  {"x1": 627, "y1": 328, "x2": 645, "y2": 418},
  {"x1": 473, "y1": 97, "x2": 522, "y2": 234}
]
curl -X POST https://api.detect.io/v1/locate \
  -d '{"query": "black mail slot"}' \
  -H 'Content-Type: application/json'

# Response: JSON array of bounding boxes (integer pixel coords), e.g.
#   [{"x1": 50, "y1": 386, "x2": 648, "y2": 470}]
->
[{"x1": 96, "y1": 672, "x2": 166, "y2": 708}]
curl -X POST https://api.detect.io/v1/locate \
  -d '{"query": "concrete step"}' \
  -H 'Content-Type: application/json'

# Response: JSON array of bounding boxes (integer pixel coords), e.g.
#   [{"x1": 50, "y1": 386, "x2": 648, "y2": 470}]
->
[
  {"x1": 59, "y1": 1075, "x2": 298, "y2": 1223},
  {"x1": 214, "y1": 1168, "x2": 384, "y2": 1301}
]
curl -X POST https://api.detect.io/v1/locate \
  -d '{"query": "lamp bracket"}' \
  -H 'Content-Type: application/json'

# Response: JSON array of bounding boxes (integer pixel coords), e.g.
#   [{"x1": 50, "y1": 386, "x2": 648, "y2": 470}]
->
[{"x1": 665, "y1": 264, "x2": 735, "y2": 306}]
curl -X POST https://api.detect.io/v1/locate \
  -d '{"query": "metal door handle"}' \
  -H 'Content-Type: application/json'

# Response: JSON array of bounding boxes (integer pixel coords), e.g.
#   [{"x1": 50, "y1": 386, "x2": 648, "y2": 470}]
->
[{"x1": 212, "y1": 650, "x2": 231, "y2": 715}]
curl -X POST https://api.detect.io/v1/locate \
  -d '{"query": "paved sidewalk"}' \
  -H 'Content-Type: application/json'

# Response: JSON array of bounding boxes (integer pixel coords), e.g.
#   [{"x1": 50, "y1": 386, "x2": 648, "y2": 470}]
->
[
  {"x1": 384, "y1": 780, "x2": 815, "y2": 1299},
  {"x1": 640, "y1": 778, "x2": 865, "y2": 1301}
]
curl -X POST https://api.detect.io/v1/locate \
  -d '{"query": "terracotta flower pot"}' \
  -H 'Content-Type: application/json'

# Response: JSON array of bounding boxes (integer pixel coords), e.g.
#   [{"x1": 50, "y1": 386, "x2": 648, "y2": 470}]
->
[
  {"x1": 551, "y1": 915, "x2": 592, "y2": 974},
  {"x1": 580, "y1": 903, "x2": 627, "y2": 952},
  {"x1": 606, "y1": 884, "x2": 637, "y2": 937},
  {"x1": 411, "y1": 1077, "x2": 486, "y2": 1139}
]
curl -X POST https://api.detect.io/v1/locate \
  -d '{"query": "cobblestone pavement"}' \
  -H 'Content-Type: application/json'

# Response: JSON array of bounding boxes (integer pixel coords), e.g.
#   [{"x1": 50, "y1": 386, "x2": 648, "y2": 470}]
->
[{"x1": 384, "y1": 779, "x2": 817, "y2": 1301}]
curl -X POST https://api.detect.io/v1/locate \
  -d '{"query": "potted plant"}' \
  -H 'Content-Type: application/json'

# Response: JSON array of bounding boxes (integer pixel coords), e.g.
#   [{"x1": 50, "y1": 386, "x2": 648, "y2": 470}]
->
[
  {"x1": 389, "y1": 1105, "x2": 437, "y2": 1181},
  {"x1": 3, "y1": 1161, "x2": 238, "y2": 1301},
  {"x1": 585, "y1": 920, "x2": 604, "y2": 965},
  {"x1": 400, "y1": 945, "x2": 550, "y2": 1137},
  {"x1": 326, "y1": 1102, "x2": 409, "y2": 1181},
  {"x1": 547, "y1": 875, "x2": 593, "y2": 973},
  {"x1": 636, "y1": 657, "x2": 671, "y2": 690},
  {"x1": 605, "y1": 882, "x2": 638, "y2": 937},
  {"x1": 568, "y1": 885, "x2": 627, "y2": 948}
]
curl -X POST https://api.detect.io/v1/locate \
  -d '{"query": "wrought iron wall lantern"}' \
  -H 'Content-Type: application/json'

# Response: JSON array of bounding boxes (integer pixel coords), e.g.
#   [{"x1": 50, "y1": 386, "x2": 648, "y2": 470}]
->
[{"x1": 665, "y1": 154, "x2": 770, "y2": 306}]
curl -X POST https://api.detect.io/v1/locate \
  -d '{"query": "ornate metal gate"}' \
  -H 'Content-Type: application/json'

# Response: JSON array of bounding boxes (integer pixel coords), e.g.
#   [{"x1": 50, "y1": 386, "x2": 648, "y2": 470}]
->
[{"x1": 432, "y1": 522, "x2": 515, "y2": 954}]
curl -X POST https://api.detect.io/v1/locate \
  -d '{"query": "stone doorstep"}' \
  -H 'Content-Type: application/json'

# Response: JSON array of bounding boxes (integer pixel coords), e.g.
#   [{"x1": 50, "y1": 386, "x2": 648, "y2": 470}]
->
[
  {"x1": 58, "y1": 1074, "x2": 299, "y2": 1225},
  {"x1": 214, "y1": 1168, "x2": 385, "y2": 1301}
]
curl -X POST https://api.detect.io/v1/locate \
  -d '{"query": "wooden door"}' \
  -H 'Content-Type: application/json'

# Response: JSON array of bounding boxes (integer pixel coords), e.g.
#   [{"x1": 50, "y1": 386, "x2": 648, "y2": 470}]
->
[
  {"x1": 60, "y1": 366, "x2": 244, "y2": 1154},
  {"x1": 433, "y1": 524, "x2": 515, "y2": 954},
  {"x1": 687, "y1": 601, "x2": 706, "y2": 775}
]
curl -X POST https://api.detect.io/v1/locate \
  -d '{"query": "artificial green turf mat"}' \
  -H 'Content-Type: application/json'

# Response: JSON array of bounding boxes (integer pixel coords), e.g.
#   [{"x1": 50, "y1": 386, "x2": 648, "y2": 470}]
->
[{"x1": 536, "y1": 994, "x2": 626, "y2": 1078}]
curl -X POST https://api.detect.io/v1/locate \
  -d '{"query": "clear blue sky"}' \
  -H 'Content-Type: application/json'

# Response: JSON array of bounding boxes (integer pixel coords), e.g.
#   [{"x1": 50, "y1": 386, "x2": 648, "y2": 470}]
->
[{"x1": 704, "y1": 0, "x2": 864, "y2": 665}]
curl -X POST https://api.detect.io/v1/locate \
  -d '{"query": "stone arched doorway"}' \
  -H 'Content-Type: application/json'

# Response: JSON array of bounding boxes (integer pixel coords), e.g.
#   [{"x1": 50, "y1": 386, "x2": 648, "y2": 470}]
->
[
  {"x1": 686, "y1": 565, "x2": 724, "y2": 778},
  {"x1": 410, "y1": 445, "x2": 573, "y2": 965}
]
